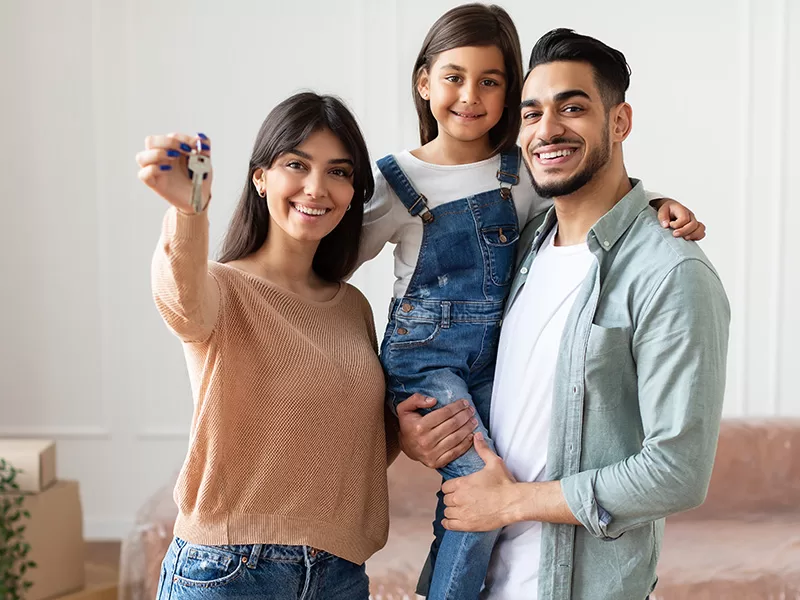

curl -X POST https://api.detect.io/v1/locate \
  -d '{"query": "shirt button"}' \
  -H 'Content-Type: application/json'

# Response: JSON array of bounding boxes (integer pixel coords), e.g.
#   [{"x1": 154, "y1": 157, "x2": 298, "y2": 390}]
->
[
  {"x1": 309, "y1": 548, "x2": 318, "y2": 557},
  {"x1": 603, "y1": 240, "x2": 610, "y2": 248},
  {"x1": 520, "y1": 267, "x2": 528, "y2": 274},
  {"x1": 573, "y1": 386, "x2": 578, "y2": 394},
  {"x1": 401, "y1": 303, "x2": 413, "y2": 313},
  {"x1": 397, "y1": 327, "x2": 409, "y2": 335}
]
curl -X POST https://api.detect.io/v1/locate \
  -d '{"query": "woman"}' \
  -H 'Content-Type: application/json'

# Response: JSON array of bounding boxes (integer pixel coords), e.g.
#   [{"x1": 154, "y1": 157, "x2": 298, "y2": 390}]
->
[{"x1": 137, "y1": 92, "x2": 396, "y2": 599}]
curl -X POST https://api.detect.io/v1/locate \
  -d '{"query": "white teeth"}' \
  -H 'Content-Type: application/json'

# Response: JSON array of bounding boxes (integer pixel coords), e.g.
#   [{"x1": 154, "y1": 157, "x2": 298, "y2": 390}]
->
[
  {"x1": 293, "y1": 204, "x2": 328, "y2": 216},
  {"x1": 540, "y1": 149, "x2": 576, "y2": 159}
]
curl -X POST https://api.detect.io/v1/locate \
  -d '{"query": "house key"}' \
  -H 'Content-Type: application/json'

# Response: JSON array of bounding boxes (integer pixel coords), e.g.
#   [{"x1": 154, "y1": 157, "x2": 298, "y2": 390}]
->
[{"x1": 187, "y1": 140, "x2": 210, "y2": 213}]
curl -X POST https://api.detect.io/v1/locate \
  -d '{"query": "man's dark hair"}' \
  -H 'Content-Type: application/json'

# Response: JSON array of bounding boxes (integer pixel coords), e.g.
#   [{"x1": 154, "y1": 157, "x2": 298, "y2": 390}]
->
[{"x1": 528, "y1": 28, "x2": 631, "y2": 108}]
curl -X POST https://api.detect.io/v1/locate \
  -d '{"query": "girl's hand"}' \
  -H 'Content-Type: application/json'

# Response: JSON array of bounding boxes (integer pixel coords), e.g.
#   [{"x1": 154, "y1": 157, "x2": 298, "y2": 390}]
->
[
  {"x1": 656, "y1": 199, "x2": 706, "y2": 241},
  {"x1": 136, "y1": 133, "x2": 212, "y2": 213}
]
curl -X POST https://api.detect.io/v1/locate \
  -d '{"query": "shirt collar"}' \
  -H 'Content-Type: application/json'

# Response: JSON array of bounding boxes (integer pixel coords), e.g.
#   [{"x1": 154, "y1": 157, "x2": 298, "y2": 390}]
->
[
  {"x1": 534, "y1": 178, "x2": 648, "y2": 253},
  {"x1": 590, "y1": 178, "x2": 648, "y2": 252}
]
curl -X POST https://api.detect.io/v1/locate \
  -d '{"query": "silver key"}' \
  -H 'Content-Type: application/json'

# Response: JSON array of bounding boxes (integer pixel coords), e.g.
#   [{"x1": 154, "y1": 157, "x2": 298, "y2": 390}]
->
[{"x1": 187, "y1": 146, "x2": 210, "y2": 213}]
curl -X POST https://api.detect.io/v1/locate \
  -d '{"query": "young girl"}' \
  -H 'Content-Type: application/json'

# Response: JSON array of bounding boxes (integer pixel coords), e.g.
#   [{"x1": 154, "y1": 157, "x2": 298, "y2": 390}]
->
[
  {"x1": 138, "y1": 92, "x2": 396, "y2": 600},
  {"x1": 356, "y1": 4, "x2": 704, "y2": 599}
]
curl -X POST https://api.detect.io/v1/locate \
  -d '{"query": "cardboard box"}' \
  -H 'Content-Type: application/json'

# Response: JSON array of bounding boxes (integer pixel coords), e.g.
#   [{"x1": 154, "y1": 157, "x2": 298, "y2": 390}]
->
[
  {"x1": 0, "y1": 439, "x2": 57, "y2": 492},
  {"x1": 1, "y1": 480, "x2": 85, "y2": 600}
]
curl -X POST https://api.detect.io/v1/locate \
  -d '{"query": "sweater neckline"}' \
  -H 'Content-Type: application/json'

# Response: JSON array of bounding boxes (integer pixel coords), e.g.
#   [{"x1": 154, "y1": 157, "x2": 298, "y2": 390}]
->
[{"x1": 219, "y1": 263, "x2": 348, "y2": 308}]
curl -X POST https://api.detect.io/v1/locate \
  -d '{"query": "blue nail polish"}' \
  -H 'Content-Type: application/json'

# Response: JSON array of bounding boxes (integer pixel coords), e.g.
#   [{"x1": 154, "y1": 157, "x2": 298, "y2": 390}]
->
[
  {"x1": 180, "y1": 143, "x2": 191, "y2": 152},
  {"x1": 197, "y1": 133, "x2": 208, "y2": 140},
  {"x1": 160, "y1": 164, "x2": 172, "y2": 171},
  {"x1": 166, "y1": 149, "x2": 179, "y2": 157},
  {"x1": 201, "y1": 144, "x2": 210, "y2": 151}
]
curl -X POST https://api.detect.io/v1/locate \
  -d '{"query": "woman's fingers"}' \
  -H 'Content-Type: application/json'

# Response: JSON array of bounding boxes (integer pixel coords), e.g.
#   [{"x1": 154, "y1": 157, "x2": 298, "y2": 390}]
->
[
  {"x1": 144, "y1": 133, "x2": 209, "y2": 155},
  {"x1": 135, "y1": 148, "x2": 183, "y2": 168}
]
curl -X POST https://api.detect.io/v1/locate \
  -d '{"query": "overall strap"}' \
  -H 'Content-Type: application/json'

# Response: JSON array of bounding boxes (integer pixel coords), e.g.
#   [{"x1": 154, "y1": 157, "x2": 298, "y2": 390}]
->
[
  {"x1": 376, "y1": 154, "x2": 434, "y2": 223},
  {"x1": 496, "y1": 146, "x2": 521, "y2": 199}
]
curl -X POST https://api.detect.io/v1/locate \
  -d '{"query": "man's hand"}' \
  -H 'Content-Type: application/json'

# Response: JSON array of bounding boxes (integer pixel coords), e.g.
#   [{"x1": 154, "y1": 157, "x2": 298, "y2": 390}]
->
[
  {"x1": 396, "y1": 394, "x2": 477, "y2": 469},
  {"x1": 441, "y1": 433, "x2": 521, "y2": 532}
]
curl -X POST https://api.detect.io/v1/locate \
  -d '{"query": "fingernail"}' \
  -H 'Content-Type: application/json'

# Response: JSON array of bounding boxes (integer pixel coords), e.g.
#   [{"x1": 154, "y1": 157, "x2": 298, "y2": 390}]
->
[
  {"x1": 462, "y1": 400, "x2": 469, "y2": 408},
  {"x1": 201, "y1": 144, "x2": 210, "y2": 151},
  {"x1": 471, "y1": 418, "x2": 478, "y2": 426},
  {"x1": 475, "y1": 432, "x2": 484, "y2": 441},
  {"x1": 166, "y1": 150, "x2": 180, "y2": 157},
  {"x1": 661, "y1": 220, "x2": 669, "y2": 227},
  {"x1": 203, "y1": 173, "x2": 208, "y2": 180},
  {"x1": 180, "y1": 143, "x2": 191, "y2": 152},
  {"x1": 197, "y1": 132, "x2": 208, "y2": 140},
  {"x1": 159, "y1": 164, "x2": 172, "y2": 171},
  {"x1": 470, "y1": 407, "x2": 475, "y2": 415}
]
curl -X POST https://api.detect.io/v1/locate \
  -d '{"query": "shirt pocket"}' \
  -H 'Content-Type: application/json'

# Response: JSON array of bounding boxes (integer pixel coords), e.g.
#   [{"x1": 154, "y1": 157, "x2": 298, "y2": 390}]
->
[{"x1": 584, "y1": 324, "x2": 634, "y2": 412}]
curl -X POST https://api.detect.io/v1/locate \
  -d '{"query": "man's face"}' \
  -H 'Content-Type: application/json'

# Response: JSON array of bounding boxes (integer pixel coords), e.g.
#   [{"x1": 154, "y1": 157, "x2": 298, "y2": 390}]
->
[{"x1": 519, "y1": 61, "x2": 614, "y2": 198}]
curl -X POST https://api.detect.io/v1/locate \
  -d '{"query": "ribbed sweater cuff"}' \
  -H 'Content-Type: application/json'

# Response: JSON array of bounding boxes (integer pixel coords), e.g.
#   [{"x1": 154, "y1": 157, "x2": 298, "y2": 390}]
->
[{"x1": 164, "y1": 206, "x2": 209, "y2": 240}]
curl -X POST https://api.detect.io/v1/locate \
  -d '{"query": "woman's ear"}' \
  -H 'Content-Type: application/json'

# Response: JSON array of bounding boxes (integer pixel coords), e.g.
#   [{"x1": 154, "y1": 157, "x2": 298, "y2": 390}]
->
[{"x1": 252, "y1": 168, "x2": 266, "y2": 195}]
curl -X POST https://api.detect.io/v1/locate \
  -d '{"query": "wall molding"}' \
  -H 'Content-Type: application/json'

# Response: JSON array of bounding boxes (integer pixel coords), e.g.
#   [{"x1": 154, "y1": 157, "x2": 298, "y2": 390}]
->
[
  {"x1": 0, "y1": 426, "x2": 111, "y2": 440},
  {"x1": 136, "y1": 427, "x2": 189, "y2": 441}
]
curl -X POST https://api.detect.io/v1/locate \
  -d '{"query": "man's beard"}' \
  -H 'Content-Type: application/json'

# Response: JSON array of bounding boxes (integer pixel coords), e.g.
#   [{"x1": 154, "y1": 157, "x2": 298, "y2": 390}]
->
[{"x1": 528, "y1": 124, "x2": 611, "y2": 199}]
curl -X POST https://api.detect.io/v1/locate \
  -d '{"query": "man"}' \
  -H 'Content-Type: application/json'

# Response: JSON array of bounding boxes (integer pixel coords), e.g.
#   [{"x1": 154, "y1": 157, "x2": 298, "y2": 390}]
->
[{"x1": 401, "y1": 28, "x2": 730, "y2": 599}]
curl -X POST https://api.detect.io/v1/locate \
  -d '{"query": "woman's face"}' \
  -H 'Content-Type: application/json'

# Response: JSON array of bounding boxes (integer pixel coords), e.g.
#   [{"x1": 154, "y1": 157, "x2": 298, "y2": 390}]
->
[{"x1": 254, "y1": 128, "x2": 355, "y2": 244}]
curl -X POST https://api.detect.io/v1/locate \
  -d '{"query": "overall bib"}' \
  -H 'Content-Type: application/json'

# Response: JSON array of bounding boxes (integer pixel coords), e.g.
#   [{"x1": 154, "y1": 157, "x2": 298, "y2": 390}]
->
[{"x1": 378, "y1": 150, "x2": 521, "y2": 599}]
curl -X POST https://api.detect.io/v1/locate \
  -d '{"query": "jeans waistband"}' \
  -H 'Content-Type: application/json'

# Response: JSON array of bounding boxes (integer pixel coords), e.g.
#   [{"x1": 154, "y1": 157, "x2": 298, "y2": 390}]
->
[
  {"x1": 389, "y1": 297, "x2": 505, "y2": 324},
  {"x1": 174, "y1": 537, "x2": 333, "y2": 564}
]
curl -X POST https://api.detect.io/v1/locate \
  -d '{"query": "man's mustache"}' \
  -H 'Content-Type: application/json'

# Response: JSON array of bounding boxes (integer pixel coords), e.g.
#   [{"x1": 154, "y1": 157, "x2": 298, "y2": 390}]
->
[{"x1": 528, "y1": 137, "x2": 583, "y2": 152}]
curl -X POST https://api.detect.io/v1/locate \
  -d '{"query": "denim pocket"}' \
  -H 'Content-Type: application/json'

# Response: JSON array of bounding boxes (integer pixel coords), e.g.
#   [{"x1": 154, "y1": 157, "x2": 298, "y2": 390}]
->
[
  {"x1": 388, "y1": 317, "x2": 441, "y2": 349},
  {"x1": 481, "y1": 225, "x2": 519, "y2": 286},
  {"x1": 173, "y1": 543, "x2": 245, "y2": 588}
]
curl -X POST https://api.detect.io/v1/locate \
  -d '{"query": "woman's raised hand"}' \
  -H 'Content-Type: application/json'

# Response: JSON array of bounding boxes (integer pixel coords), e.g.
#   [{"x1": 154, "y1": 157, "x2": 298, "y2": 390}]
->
[{"x1": 136, "y1": 133, "x2": 212, "y2": 213}]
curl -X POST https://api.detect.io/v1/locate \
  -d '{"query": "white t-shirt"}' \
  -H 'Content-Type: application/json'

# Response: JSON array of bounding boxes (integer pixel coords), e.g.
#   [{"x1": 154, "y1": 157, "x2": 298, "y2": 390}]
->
[
  {"x1": 357, "y1": 150, "x2": 551, "y2": 298},
  {"x1": 482, "y1": 227, "x2": 594, "y2": 600}
]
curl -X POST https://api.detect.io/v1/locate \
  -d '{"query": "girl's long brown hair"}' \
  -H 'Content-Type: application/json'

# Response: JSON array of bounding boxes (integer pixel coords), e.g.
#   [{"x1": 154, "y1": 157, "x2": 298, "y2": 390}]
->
[{"x1": 412, "y1": 4, "x2": 523, "y2": 155}]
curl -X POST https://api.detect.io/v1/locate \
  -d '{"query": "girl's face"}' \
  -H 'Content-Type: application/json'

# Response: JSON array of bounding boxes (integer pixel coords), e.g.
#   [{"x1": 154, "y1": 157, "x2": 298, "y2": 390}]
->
[
  {"x1": 253, "y1": 128, "x2": 355, "y2": 245},
  {"x1": 418, "y1": 45, "x2": 508, "y2": 147}
]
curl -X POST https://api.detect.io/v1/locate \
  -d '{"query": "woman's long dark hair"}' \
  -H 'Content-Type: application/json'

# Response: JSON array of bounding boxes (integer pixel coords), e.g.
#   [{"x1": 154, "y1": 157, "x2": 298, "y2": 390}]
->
[
  {"x1": 218, "y1": 92, "x2": 374, "y2": 282},
  {"x1": 412, "y1": 4, "x2": 523, "y2": 155}
]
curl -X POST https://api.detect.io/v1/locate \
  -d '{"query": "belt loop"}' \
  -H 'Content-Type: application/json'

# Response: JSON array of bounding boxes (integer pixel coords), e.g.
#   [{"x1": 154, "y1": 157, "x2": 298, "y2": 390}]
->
[
  {"x1": 246, "y1": 544, "x2": 262, "y2": 569},
  {"x1": 441, "y1": 301, "x2": 451, "y2": 329}
]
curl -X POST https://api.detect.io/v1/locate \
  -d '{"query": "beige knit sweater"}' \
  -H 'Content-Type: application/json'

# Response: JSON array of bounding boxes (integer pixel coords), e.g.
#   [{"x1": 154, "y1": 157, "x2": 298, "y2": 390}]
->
[{"x1": 151, "y1": 208, "x2": 395, "y2": 565}]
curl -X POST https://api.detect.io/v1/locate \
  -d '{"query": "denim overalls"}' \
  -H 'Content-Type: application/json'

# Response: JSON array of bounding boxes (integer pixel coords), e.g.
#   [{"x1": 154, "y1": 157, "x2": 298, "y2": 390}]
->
[{"x1": 377, "y1": 150, "x2": 521, "y2": 600}]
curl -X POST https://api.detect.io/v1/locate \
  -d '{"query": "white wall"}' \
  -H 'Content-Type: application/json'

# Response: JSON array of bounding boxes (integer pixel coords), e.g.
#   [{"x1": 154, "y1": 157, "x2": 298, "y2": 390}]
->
[{"x1": 1, "y1": 0, "x2": 798, "y2": 539}]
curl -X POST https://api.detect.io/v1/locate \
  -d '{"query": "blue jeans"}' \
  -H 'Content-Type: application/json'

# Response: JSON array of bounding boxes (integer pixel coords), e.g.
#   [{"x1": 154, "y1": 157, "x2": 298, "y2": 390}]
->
[
  {"x1": 156, "y1": 537, "x2": 369, "y2": 600},
  {"x1": 381, "y1": 307, "x2": 504, "y2": 600}
]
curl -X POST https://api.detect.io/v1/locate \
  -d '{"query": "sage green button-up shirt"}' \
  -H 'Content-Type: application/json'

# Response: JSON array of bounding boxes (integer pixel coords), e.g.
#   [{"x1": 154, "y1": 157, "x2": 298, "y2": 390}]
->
[{"x1": 509, "y1": 180, "x2": 730, "y2": 600}]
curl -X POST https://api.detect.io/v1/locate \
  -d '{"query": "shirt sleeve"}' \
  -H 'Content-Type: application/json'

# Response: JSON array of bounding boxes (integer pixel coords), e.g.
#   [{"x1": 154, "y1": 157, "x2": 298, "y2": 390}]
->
[
  {"x1": 151, "y1": 207, "x2": 221, "y2": 343},
  {"x1": 353, "y1": 167, "x2": 405, "y2": 273},
  {"x1": 560, "y1": 259, "x2": 730, "y2": 539}
]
